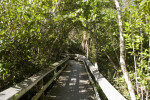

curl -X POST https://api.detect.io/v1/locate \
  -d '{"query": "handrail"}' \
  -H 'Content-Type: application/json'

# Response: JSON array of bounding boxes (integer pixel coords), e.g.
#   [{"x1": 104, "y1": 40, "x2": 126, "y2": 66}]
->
[
  {"x1": 0, "y1": 57, "x2": 69, "y2": 100},
  {"x1": 82, "y1": 60, "x2": 101, "y2": 100},
  {"x1": 72, "y1": 54, "x2": 126, "y2": 100}
]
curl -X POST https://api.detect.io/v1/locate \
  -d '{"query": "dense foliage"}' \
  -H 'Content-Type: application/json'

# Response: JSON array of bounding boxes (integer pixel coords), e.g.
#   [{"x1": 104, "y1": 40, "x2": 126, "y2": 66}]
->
[
  {"x1": 0, "y1": 0, "x2": 74, "y2": 90},
  {"x1": 0, "y1": 0, "x2": 149, "y2": 99}
]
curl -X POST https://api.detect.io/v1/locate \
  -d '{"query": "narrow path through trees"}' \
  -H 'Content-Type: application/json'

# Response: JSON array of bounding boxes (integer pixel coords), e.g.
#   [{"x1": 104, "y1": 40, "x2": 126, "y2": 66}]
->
[{"x1": 44, "y1": 60, "x2": 95, "y2": 100}]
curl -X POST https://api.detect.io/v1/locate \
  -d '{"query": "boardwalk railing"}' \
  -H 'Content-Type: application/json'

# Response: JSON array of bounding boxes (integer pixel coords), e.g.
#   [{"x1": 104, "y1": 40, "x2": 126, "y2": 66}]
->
[
  {"x1": 72, "y1": 54, "x2": 126, "y2": 100},
  {"x1": 0, "y1": 57, "x2": 69, "y2": 100}
]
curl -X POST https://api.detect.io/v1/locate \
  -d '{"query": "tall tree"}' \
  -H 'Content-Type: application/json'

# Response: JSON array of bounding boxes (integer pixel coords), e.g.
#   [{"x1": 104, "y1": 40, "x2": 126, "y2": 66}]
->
[{"x1": 113, "y1": 0, "x2": 136, "y2": 99}]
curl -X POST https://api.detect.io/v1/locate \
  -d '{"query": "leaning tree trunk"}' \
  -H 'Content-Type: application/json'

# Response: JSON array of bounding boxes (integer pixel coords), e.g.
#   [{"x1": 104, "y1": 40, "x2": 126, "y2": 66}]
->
[
  {"x1": 131, "y1": 13, "x2": 139, "y2": 94},
  {"x1": 95, "y1": 36, "x2": 98, "y2": 69},
  {"x1": 140, "y1": 25, "x2": 144, "y2": 100},
  {"x1": 132, "y1": 35, "x2": 139, "y2": 94},
  {"x1": 147, "y1": 29, "x2": 150, "y2": 100},
  {"x1": 146, "y1": 15, "x2": 149, "y2": 100},
  {"x1": 113, "y1": 0, "x2": 136, "y2": 100},
  {"x1": 104, "y1": 51, "x2": 118, "y2": 70}
]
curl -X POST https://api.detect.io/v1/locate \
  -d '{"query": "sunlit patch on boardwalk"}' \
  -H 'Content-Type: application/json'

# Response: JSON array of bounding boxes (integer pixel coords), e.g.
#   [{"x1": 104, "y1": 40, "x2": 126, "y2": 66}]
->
[{"x1": 44, "y1": 60, "x2": 95, "y2": 100}]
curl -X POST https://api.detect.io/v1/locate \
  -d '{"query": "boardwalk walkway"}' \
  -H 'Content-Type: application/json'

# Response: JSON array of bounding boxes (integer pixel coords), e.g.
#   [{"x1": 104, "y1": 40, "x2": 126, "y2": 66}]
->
[{"x1": 44, "y1": 60, "x2": 95, "y2": 100}]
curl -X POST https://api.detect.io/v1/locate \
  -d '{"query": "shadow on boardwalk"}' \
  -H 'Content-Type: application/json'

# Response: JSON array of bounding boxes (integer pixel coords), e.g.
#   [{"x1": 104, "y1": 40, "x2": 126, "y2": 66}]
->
[{"x1": 44, "y1": 60, "x2": 95, "y2": 100}]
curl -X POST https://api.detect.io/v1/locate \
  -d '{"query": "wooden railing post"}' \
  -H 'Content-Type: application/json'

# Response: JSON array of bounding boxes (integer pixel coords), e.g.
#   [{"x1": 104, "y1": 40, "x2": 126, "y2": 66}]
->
[
  {"x1": 54, "y1": 69, "x2": 57, "y2": 80},
  {"x1": 39, "y1": 79, "x2": 44, "y2": 100}
]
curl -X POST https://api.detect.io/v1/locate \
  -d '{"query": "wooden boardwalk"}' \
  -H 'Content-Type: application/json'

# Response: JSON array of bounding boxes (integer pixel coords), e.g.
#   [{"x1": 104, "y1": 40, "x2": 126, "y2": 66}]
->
[
  {"x1": 44, "y1": 60, "x2": 95, "y2": 100},
  {"x1": 0, "y1": 55, "x2": 126, "y2": 100}
]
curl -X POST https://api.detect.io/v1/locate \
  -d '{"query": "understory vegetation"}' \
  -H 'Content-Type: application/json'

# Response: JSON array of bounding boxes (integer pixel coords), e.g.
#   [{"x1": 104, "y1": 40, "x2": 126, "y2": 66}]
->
[{"x1": 0, "y1": 0, "x2": 149, "y2": 100}]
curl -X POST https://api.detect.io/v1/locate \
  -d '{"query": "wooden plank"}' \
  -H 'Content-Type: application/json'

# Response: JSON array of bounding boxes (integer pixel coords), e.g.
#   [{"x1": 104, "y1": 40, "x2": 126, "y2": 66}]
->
[{"x1": 0, "y1": 57, "x2": 69, "y2": 100}]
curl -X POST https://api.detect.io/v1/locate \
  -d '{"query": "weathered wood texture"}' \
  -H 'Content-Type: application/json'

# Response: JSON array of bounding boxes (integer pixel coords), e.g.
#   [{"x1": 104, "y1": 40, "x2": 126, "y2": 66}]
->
[
  {"x1": 83, "y1": 61, "x2": 101, "y2": 100},
  {"x1": 0, "y1": 57, "x2": 69, "y2": 100},
  {"x1": 44, "y1": 60, "x2": 95, "y2": 100},
  {"x1": 75, "y1": 54, "x2": 126, "y2": 100},
  {"x1": 31, "y1": 63, "x2": 68, "y2": 100}
]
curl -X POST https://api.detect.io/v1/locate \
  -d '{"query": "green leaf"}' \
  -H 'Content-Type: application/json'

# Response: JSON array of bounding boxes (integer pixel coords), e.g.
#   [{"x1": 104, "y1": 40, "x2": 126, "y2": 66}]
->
[
  {"x1": 125, "y1": 22, "x2": 129, "y2": 27},
  {"x1": 0, "y1": 30, "x2": 5, "y2": 35}
]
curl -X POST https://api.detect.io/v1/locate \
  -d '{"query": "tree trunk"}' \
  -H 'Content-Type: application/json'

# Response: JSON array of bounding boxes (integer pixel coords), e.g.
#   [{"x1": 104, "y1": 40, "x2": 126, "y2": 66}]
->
[
  {"x1": 113, "y1": 46, "x2": 120, "y2": 65},
  {"x1": 133, "y1": 39, "x2": 139, "y2": 94},
  {"x1": 95, "y1": 36, "x2": 98, "y2": 69},
  {"x1": 104, "y1": 51, "x2": 118, "y2": 70},
  {"x1": 50, "y1": 33, "x2": 61, "y2": 52},
  {"x1": 140, "y1": 25, "x2": 144, "y2": 100},
  {"x1": 147, "y1": 32, "x2": 150, "y2": 100},
  {"x1": 146, "y1": 15, "x2": 149, "y2": 100},
  {"x1": 86, "y1": 39, "x2": 89, "y2": 58},
  {"x1": 147, "y1": 30, "x2": 150, "y2": 100},
  {"x1": 131, "y1": 12, "x2": 139, "y2": 94},
  {"x1": 113, "y1": 0, "x2": 136, "y2": 100}
]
